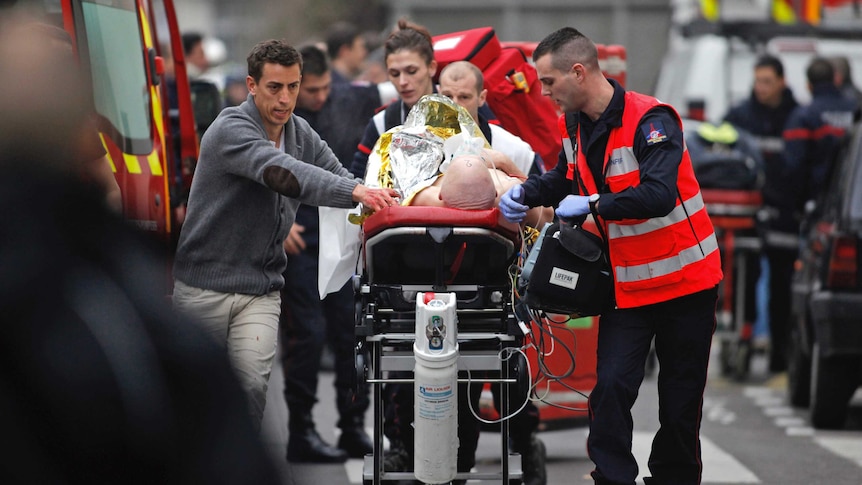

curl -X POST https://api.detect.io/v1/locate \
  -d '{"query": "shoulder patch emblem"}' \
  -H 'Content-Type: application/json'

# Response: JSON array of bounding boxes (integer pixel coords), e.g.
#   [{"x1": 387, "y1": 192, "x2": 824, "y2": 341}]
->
[{"x1": 641, "y1": 121, "x2": 668, "y2": 145}]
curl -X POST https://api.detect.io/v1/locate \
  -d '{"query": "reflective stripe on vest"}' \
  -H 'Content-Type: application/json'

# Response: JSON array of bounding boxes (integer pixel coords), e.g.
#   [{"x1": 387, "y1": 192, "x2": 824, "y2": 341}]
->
[
  {"x1": 559, "y1": 115, "x2": 576, "y2": 179},
  {"x1": 607, "y1": 192, "x2": 705, "y2": 239},
  {"x1": 606, "y1": 146, "x2": 638, "y2": 178},
  {"x1": 616, "y1": 231, "x2": 719, "y2": 283}
]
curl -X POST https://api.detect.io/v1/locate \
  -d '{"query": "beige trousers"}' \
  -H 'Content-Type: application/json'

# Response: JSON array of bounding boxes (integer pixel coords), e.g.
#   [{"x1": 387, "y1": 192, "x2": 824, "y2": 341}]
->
[{"x1": 172, "y1": 280, "x2": 280, "y2": 431}]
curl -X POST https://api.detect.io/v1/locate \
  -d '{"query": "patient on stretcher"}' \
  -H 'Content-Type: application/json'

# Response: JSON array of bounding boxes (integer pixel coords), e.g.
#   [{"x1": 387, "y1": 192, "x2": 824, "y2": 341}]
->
[{"x1": 409, "y1": 152, "x2": 553, "y2": 230}]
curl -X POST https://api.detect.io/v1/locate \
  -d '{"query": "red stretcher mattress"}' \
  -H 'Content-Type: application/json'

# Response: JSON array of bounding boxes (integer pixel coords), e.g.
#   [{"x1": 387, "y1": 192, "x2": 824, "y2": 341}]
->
[{"x1": 362, "y1": 205, "x2": 520, "y2": 244}]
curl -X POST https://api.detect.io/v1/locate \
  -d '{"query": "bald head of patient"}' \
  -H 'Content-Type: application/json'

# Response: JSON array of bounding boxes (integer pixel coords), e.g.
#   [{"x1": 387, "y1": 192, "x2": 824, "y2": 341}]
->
[{"x1": 439, "y1": 154, "x2": 497, "y2": 210}]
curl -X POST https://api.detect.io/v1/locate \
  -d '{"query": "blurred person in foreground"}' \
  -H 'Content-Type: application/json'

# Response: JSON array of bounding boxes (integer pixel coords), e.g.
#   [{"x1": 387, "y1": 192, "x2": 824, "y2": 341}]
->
[
  {"x1": 0, "y1": 20, "x2": 280, "y2": 484},
  {"x1": 499, "y1": 27, "x2": 722, "y2": 485},
  {"x1": 723, "y1": 54, "x2": 798, "y2": 367},
  {"x1": 171, "y1": 39, "x2": 398, "y2": 432},
  {"x1": 280, "y1": 44, "x2": 379, "y2": 463},
  {"x1": 25, "y1": 20, "x2": 122, "y2": 213}
]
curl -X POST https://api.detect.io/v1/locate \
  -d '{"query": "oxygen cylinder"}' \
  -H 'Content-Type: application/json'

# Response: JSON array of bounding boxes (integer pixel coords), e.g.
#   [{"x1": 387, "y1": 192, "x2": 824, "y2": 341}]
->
[{"x1": 413, "y1": 292, "x2": 459, "y2": 484}]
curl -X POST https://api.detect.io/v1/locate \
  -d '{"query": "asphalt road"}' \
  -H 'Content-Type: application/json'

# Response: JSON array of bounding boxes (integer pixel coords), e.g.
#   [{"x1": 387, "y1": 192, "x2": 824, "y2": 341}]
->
[{"x1": 260, "y1": 340, "x2": 862, "y2": 485}]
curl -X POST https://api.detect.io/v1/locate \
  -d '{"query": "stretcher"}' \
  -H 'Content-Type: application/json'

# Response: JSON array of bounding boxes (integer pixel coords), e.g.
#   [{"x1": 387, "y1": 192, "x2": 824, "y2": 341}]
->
[
  {"x1": 703, "y1": 188, "x2": 763, "y2": 380},
  {"x1": 354, "y1": 205, "x2": 527, "y2": 484}
]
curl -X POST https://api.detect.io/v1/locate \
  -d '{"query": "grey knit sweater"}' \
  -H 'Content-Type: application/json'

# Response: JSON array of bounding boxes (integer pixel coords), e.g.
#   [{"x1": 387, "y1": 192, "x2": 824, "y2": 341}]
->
[{"x1": 173, "y1": 94, "x2": 359, "y2": 295}]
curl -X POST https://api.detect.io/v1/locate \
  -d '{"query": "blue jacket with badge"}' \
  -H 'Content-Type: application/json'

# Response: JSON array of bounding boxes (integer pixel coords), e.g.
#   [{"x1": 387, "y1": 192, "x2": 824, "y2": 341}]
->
[
  {"x1": 783, "y1": 82, "x2": 858, "y2": 211},
  {"x1": 724, "y1": 87, "x2": 797, "y2": 206}
]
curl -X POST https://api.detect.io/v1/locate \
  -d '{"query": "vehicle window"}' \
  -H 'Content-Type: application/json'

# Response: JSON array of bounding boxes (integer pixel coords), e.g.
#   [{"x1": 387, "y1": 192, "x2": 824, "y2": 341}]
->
[{"x1": 81, "y1": 0, "x2": 152, "y2": 155}]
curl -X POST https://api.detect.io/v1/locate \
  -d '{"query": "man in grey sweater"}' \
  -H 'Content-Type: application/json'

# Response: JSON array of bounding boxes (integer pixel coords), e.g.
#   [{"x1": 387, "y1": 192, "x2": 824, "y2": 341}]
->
[{"x1": 172, "y1": 39, "x2": 397, "y2": 430}]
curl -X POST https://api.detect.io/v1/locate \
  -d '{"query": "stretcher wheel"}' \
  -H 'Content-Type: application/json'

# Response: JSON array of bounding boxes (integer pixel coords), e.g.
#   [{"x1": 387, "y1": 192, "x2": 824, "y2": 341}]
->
[
  {"x1": 719, "y1": 335, "x2": 736, "y2": 376},
  {"x1": 732, "y1": 340, "x2": 751, "y2": 381},
  {"x1": 509, "y1": 350, "x2": 530, "y2": 403},
  {"x1": 354, "y1": 341, "x2": 368, "y2": 389},
  {"x1": 718, "y1": 337, "x2": 751, "y2": 381}
]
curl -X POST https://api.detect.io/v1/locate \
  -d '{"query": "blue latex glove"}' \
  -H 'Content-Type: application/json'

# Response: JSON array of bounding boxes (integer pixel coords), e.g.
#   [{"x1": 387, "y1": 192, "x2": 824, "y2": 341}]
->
[
  {"x1": 499, "y1": 184, "x2": 528, "y2": 223},
  {"x1": 555, "y1": 194, "x2": 591, "y2": 220}
]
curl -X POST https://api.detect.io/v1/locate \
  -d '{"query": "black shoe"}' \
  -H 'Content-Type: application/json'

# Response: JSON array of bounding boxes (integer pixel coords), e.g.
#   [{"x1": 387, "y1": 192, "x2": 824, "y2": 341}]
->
[
  {"x1": 769, "y1": 354, "x2": 787, "y2": 373},
  {"x1": 520, "y1": 434, "x2": 547, "y2": 485},
  {"x1": 383, "y1": 443, "x2": 412, "y2": 472},
  {"x1": 337, "y1": 426, "x2": 373, "y2": 458},
  {"x1": 286, "y1": 427, "x2": 348, "y2": 463}
]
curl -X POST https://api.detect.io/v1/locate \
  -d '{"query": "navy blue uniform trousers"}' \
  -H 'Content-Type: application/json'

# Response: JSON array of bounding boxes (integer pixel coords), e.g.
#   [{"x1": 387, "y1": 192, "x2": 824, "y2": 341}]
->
[
  {"x1": 280, "y1": 247, "x2": 368, "y2": 427},
  {"x1": 588, "y1": 286, "x2": 717, "y2": 485}
]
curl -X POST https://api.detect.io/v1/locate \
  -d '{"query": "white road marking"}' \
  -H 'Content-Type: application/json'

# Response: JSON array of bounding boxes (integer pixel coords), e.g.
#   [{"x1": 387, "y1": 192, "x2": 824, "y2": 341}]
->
[
  {"x1": 815, "y1": 436, "x2": 862, "y2": 468},
  {"x1": 633, "y1": 432, "x2": 760, "y2": 483},
  {"x1": 764, "y1": 406, "x2": 794, "y2": 417},
  {"x1": 786, "y1": 426, "x2": 816, "y2": 437},
  {"x1": 774, "y1": 416, "x2": 806, "y2": 427}
]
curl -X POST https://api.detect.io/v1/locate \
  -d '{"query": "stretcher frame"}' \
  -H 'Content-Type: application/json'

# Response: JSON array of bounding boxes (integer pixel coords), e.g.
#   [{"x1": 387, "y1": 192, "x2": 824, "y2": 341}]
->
[
  {"x1": 703, "y1": 189, "x2": 764, "y2": 380},
  {"x1": 355, "y1": 206, "x2": 526, "y2": 484}
]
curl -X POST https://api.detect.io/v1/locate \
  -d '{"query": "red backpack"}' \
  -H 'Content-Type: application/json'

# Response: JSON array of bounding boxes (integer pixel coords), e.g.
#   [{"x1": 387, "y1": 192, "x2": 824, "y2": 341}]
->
[{"x1": 434, "y1": 27, "x2": 561, "y2": 172}]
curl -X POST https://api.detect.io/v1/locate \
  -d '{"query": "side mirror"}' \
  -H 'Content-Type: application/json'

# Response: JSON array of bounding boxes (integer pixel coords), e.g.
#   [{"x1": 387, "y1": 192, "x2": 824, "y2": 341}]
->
[{"x1": 189, "y1": 80, "x2": 221, "y2": 137}]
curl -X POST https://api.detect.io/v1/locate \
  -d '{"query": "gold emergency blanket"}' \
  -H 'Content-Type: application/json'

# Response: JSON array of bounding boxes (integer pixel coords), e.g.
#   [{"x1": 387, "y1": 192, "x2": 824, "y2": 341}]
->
[{"x1": 361, "y1": 94, "x2": 489, "y2": 209}]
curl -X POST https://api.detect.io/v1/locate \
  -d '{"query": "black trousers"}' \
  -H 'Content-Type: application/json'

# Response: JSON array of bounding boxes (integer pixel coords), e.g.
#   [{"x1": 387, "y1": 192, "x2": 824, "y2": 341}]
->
[
  {"x1": 764, "y1": 246, "x2": 796, "y2": 372},
  {"x1": 280, "y1": 247, "x2": 368, "y2": 428},
  {"x1": 588, "y1": 286, "x2": 717, "y2": 485},
  {"x1": 383, "y1": 378, "x2": 481, "y2": 472},
  {"x1": 384, "y1": 370, "x2": 540, "y2": 472}
]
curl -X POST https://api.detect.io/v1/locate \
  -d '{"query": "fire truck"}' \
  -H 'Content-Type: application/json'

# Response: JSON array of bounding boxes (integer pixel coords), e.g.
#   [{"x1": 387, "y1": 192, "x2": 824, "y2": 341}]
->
[{"x1": 36, "y1": 0, "x2": 219, "y2": 256}]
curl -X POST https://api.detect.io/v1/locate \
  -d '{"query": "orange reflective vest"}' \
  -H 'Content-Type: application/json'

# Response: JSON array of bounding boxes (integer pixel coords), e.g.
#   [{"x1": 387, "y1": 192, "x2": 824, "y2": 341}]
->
[{"x1": 560, "y1": 92, "x2": 722, "y2": 308}]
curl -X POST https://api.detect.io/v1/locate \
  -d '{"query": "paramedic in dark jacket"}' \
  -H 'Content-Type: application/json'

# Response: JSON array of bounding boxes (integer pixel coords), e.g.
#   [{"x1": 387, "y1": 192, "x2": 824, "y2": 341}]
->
[
  {"x1": 280, "y1": 44, "x2": 380, "y2": 463},
  {"x1": 784, "y1": 57, "x2": 858, "y2": 206},
  {"x1": 723, "y1": 54, "x2": 798, "y2": 372},
  {"x1": 724, "y1": 54, "x2": 798, "y2": 200},
  {"x1": 766, "y1": 57, "x2": 859, "y2": 371},
  {"x1": 499, "y1": 27, "x2": 723, "y2": 485}
]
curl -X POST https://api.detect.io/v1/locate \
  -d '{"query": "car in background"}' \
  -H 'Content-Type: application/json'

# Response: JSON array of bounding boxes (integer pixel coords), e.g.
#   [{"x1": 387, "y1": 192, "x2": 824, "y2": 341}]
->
[{"x1": 788, "y1": 121, "x2": 862, "y2": 429}]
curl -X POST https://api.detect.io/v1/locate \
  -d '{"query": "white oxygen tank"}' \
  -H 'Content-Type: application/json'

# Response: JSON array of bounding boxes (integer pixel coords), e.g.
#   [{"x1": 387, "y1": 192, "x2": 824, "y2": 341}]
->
[{"x1": 413, "y1": 292, "x2": 459, "y2": 484}]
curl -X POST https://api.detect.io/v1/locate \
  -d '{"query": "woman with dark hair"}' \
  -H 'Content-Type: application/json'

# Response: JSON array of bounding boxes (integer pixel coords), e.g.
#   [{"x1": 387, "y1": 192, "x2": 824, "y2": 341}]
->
[{"x1": 349, "y1": 19, "x2": 438, "y2": 179}]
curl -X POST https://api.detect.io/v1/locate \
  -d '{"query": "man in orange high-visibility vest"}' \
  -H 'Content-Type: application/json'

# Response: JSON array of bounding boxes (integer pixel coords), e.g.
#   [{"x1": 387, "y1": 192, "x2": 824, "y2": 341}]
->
[{"x1": 499, "y1": 27, "x2": 723, "y2": 485}]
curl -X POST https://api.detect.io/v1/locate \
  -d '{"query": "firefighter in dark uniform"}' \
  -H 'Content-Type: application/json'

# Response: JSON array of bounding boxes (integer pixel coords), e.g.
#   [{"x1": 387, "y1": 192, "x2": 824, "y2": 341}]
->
[
  {"x1": 280, "y1": 45, "x2": 381, "y2": 463},
  {"x1": 767, "y1": 57, "x2": 859, "y2": 371},
  {"x1": 723, "y1": 54, "x2": 798, "y2": 372},
  {"x1": 500, "y1": 27, "x2": 723, "y2": 485}
]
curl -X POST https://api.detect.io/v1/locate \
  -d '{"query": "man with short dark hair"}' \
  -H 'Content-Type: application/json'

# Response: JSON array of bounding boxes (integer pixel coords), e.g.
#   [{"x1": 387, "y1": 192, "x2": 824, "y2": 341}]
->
[
  {"x1": 280, "y1": 43, "x2": 380, "y2": 463},
  {"x1": 723, "y1": 54, "x2": 798, "y2": 372},
  {"x1": 439, "y1": 61, "x2": 543, "y2": 176},
  {"x1": 829, "y1": 55, "x2": 862, "y2": 110},
  {"x1": 325, "y1": 21, "x2": 368, "y2": 85},
  {"x1": 501, "y1": 27, "x2": 722, "y2": 485},
  {"x1": 171, "y1": 39, "x2": 397, "y2": 432},
  {"x1": 182, "y1": 31, "x2": 208, "y2": 78}
]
